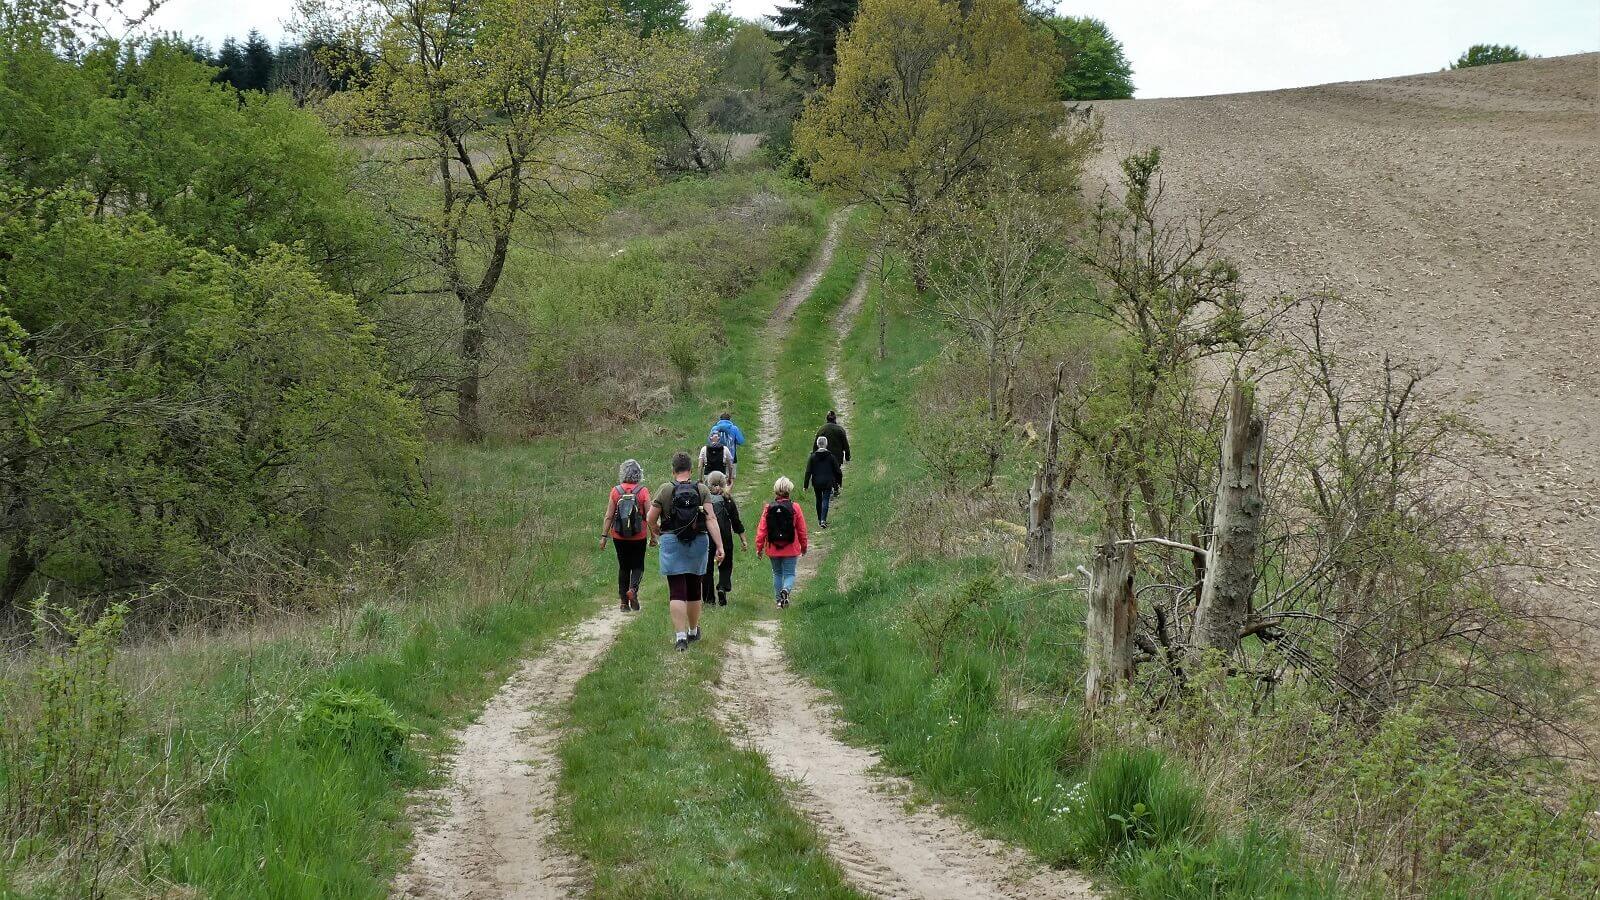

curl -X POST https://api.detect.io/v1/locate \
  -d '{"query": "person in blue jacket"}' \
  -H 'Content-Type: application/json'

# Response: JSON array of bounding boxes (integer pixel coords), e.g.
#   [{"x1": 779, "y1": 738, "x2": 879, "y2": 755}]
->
[{"x1": 709, "y1": 412, "x2": 745, "y2": 467}]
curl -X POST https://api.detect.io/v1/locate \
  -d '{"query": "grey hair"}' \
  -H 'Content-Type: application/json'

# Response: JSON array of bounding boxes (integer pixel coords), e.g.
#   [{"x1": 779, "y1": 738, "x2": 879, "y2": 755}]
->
[
  {"x1": 774, "y1": 476, "x2": 794, "y2": 497},
  {"x1": 706, "y1": 470, "x2": 727, "y2": 488},
  {"x1": 619, "y1": 459, "x2": 644, "y2": 484},
  {"x1": 815, "y1": 435, "x2": 828, "y2": 451}
]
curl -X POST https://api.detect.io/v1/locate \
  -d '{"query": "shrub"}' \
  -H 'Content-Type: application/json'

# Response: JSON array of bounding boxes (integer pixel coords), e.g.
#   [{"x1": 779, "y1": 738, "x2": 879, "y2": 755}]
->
[
  {"x1": 1067, "y1": 748, "x2": 1206, "y2": 862},
  {"x1": 296, "y1": 687, "x2": 411, "y2": 767},
  {"x1": 1451, "y1": 43, "x2": 1529, "y2": 68},
  {"x1": 1116, "y1": 827, "x2": 1341, "y2": 899}
]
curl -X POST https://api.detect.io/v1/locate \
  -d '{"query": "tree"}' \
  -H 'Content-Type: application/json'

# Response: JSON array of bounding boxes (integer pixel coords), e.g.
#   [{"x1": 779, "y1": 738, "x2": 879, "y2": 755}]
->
[
  {"x1": 619, "y1": 0, "x2": 688, "y2": 36},
  {"x1": 1040, "y1": 15, "x2": 1133, "y2": 100},
  {"x1": 213, "y1": 37, "x2": 245, "y2": 88},
  {"x1": 307, "y1": 0, "x2": 699, "y2": 441},
  {"x1": 240, "y1": 28, "x2": 276, "y2": 90},
  {"x1": 769, "y1": 0, "x2": 855, "y2": 86},
  {"x1": 916, "y1": 174, "x2": 1075, "y2": 485},
  {"x1": 795, "y1": 0, "x2": 1084, "y2": 288},
  {"x1": 1451, "y1": 43, "x2": 1528, "y2": 68}
]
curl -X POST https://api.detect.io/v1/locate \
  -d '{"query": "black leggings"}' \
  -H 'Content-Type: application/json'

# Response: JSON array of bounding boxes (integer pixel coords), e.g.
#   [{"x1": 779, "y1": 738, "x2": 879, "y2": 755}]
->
[
  {"x1": 614, "y1": 539, "x2": 646, "y2": 597},
  {"x1": 666, "y1": 572, "x2": 701, "y2": 603},
  {"x1": 702, "y1": 552, "x2": 733, "y2": 603}
]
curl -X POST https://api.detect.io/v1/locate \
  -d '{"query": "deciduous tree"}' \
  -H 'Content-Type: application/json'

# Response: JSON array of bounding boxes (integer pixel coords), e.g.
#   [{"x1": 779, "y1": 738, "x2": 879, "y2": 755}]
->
[{"x1": 305, "y1": 0, "x2": 699, "y2": 440}]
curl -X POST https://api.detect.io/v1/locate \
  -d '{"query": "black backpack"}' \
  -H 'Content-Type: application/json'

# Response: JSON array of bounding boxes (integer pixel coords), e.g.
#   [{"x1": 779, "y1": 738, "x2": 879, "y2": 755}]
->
[
  {"x1": 666, "y1": 481, "x2": 704, "y2": 538},
  {"x1": 612, "y1": 484, "x2": 644, "y2": 538},
  {"x1": 764, "y1": 499, "x2": 796, "y2": 548},
  {"x1": 704, "y1": 444, "x2": 727, "y2": 474}
]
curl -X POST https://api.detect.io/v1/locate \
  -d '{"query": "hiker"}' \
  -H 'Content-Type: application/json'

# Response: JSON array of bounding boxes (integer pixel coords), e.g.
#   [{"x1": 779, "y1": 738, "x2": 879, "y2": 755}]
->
[
  {"x1": 599, "y1": 459, "x2": 652, "y2": 612},
  {"x1": 701, "y1": 470, "x2": 747, "y2": 607},
  {"x1": 647, "y1": 451, "x2": 725, "y2": 651},
  {"x1": 698, "y1": 430, "x2": 736, "y2": 485},
  {"x1": 709, "y1": 413, "x2": 745, "y2": 475},
  {"x1": 803, "y1": 436, "x2": 844, "y2": 528},
  {"x1": 755, "y1": 476, "x2": 808, "y2": 608},
  {"x1": 815, "y1": 410, "x2": 850, "y2": 495}
]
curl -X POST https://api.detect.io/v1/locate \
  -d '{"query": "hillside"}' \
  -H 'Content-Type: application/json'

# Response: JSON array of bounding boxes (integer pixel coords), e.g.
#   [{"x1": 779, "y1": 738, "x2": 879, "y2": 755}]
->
[{"x1": 1090, "y1": 53, "x2": 1600, "y2": 630}]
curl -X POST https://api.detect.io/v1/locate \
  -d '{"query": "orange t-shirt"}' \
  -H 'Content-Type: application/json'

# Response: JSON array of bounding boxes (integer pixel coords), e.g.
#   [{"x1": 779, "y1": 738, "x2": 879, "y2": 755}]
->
[{"x1": 608, "y1": 483, "x2": 651, "y2": 541}]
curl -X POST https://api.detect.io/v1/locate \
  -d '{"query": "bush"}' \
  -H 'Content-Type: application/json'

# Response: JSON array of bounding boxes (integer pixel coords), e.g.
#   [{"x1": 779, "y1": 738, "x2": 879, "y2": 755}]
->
[
  {"x1": 1067, "y1": 748, "x2": 1206, "y2": 861},
  {"x1": 1451, "y1": 43, "x2": 1529, "y2": 69},
  {"x1": 1116, "y1": 828, "x2": 1341, "y2": 899},
  {"x1": 297, "y1": 686, "x2": 411, "y2": 767}
]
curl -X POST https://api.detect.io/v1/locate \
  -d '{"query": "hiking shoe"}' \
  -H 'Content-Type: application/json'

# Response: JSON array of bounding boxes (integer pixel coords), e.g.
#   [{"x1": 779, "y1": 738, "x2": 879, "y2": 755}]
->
[
  {"x1": 688, "y1": 628, "x2": 701, "y2": 642},
  {"x1": 717, "y1": 590, "x2": 728, "y2": 606},
  {"x1": 675, "y1": 637, "x2": 688, "y2": 652},
  {"x1": 627, "y1": 588, "x2": 639, "y2": 611},
  {"x1": 778, "y1": 589, "x2": 790, "y2": 609},
  {"x1": 820, "y1": 520, "x2": 829, "y2": 529},
  {"x1": 620, "y1": 595, "x2": 630, "y2": 612}
]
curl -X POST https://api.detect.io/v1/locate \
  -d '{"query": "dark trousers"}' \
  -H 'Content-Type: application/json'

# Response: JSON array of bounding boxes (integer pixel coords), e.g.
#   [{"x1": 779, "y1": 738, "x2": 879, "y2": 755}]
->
[
  {"x1": 814, "y1": 484, "x2": 834, "y2": 524},
  {"x1": 614, "y1": 538, "x2": 646, "y2": 597},
  {"x1": 703, "y1": 549, "x2": 734, "y2": 602}
]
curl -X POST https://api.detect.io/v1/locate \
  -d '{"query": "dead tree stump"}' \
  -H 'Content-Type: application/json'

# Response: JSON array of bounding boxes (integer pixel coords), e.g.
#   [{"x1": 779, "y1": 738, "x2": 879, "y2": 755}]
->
[
  {"x1": 1085, "y1": 533, "x2": 1137, "y2": 710},
  {"x1": 1192, "y1": 378, "x2": 1267, "y2": 654}
]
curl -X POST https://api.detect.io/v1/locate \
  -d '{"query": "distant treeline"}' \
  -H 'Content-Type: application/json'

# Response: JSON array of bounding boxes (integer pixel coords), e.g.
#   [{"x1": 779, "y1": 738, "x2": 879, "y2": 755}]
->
[{"x1": 165, "y1": 29, "x2": 367, "y2": 102}]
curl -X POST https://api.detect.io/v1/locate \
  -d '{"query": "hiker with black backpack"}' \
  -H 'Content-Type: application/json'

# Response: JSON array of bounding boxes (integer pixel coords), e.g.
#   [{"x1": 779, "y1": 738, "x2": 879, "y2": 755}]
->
[
  {"x1": 701, "y1": 471, "x2": 746, "y2": 607},
  {"x1": 698, "y1": 430, "x2": 736, "y2": 486},
  {"x1": 755, "y1": 476, "x2": 808, "y2": 608},
  {"x1": 646, "y1": 451, "x2": 726, "y2": 651},
  {"x1": 600, "y1": 459, "x2": 653, "y2": 612},
  {"x1": 709, "y1": 412, "x2": 745, "y2": 482},
  {"x1": 803, "y1": 435, "x2": 844, "y2": 529}
]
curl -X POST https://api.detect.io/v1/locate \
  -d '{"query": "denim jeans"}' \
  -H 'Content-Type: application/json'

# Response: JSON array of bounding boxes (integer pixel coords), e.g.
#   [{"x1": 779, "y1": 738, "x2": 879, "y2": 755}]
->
[
  {"x1": 815, "y1": 486, "x2": 833, "y2": 524},
  {"x1": 769, "y1": 555, "x2": 798, "y2": 598}
]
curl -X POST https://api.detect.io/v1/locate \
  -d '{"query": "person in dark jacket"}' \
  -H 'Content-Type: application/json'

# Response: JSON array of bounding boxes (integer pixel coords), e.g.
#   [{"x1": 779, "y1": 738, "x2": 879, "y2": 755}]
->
[
  {"x1": 803, "y1": 435, "x2": 844, "y2": 528},
  {"x1": 815, "y1": 411, "x2": 849, "y2": 496},
  {"x1": 701, "y1": 470, "x2": 746, "y2": 606}
]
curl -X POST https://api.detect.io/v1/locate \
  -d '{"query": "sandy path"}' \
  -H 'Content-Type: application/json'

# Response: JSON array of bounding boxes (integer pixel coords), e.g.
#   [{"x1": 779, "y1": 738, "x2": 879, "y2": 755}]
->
[
  {"x1": 723, "y1": 232, "x2": 1097, "y2": 898},
  {"x1": 1088, "y1": 53, "x2": 1600, "y2": 633},
  {"x1": 715, "y1": 621, "x2": 1097, "y2": 900},
  {"x1": 393, "y1": 608, "x2": 625, "y2": 899},
  {"x1": 825, "y1": 249, "x2": 876, "y2": 425}
]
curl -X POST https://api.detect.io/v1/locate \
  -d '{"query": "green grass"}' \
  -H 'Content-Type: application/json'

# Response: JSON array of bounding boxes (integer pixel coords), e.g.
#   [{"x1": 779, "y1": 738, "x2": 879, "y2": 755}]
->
[
  {"x1": 772, "y1": 255, "x2": 1337, "y2": 897},
  {"x1": 0, "y1": 171, "x2": 836, "y2": 898},
  {"x1": 554, "y1": 204, "x2": 874, "y2": 898}
]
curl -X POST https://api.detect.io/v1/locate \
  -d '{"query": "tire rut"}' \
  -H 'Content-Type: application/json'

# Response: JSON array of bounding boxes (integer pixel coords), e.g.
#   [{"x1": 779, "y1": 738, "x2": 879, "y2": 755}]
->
[
  {"x1": 715, "y1": 621, "x2": 1098, "y2": 900},
  {"x1": 394, "y1": 607, "x2": 625, "y2": 899},
  {"x1": 825, "y1": 248, "x2": 876, "y2": 424}
]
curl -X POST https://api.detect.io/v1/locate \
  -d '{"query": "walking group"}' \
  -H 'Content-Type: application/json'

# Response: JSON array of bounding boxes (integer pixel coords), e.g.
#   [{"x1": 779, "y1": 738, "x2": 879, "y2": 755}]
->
[{"x1": 599, "y1": 411, "x2": 852, "y2": 651}]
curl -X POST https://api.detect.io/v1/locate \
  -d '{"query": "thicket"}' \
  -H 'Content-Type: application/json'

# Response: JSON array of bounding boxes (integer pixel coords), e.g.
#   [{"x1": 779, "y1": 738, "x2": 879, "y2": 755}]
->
[
  {"x1": 1451, "y1": 43, "x2": 1529, "y2": 69},
  {"x1": 0, "y1": 11, "x2": 428, "y2": 619}
]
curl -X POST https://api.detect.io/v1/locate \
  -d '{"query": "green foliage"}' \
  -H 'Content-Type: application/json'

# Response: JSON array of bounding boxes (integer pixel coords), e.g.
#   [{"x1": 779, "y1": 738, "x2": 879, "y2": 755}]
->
[
  {"x1": 769, "y1": 0, "x2": 857, "y2": 85},
  {"x1": 1040, "y1": 15, "x2": 1134, "y2": 100},
  {"x1": 1451, "y1": 43, "x2": 1529, "y2": 68},
  {"x1": 1116, "y1": 828, "x2": 1341, "y2": 899},
  {"x1": 0, "y1": 17, "x2": 431, "y2": 609},
  {"x1": 1, "y1": 600, "x2": 133, "y2": 893},
  {"x1": 297, "y1": 686, "x2": 411, "y2": 767},
  {"x1": 1066, "y1": 749, "x2": 1206, "y2": 861}
]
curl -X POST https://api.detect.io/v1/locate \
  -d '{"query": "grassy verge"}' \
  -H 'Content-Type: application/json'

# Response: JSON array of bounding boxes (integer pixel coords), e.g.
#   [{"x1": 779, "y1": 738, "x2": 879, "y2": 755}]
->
[
  {"x1": 778, "y1": 260, "x2": 1340, "y2": 898},
  {"x1": 0, "y1": 172, "x2": 828, "y2": 897},
  {"x1": 555, "y1": 207, "x2": 873, "y2": 898}
]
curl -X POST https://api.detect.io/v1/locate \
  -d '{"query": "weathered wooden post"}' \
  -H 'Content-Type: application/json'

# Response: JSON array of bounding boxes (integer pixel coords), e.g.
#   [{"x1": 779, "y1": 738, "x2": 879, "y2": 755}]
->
[
  {"x1": 1192, "y1": 378, "x2": 1267, "y2": 654},
  {"x1": 1085, "y1": 531, "x2": 1137, "y2": 710}
]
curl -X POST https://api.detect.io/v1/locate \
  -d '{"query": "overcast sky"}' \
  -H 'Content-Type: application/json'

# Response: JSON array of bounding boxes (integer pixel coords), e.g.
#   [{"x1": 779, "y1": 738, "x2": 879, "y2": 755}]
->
[{"x1": 147, "y1": 0, "x2": 1598, "y2": 98}]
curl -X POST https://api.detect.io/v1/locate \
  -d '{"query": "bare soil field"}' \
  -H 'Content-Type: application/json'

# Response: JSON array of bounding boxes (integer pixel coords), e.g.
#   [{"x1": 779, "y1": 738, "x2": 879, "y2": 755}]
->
[{"x1": 1090, "y1": 53, "x2": 1600, "y2": 633}]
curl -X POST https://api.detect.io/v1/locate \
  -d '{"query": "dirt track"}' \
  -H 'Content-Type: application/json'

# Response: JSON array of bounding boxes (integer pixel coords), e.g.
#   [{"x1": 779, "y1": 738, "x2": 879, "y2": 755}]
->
[
  {"x1": 1090, "y1": 53, "x2": 1600, "y2": 628},
  {"x1": 394, "y1": 609, "x2": 623, "y2": 898}
]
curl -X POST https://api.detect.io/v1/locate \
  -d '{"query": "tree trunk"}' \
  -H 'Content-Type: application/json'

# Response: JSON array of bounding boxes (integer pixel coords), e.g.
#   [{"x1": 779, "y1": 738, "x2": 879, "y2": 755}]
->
[
  {"x1": 1085, "y1": 530, "x2": 1136, "y2": 710},
  {"x1": 1025, "y1": 363, "x2": 1066, "y2": 579},
  {"x1": 875, "y1": 252, "x2": 888, "y2": 362},
  {"x1": 1192, "y1": 378, "x2": 1267, "y2": 654},
  {"x1": 457, "y1": 290, "x2": 487, "y2": 443}
]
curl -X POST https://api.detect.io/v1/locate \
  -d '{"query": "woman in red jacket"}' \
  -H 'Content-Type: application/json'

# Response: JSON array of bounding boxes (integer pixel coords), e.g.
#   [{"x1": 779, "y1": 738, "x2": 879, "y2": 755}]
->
[{"x1": 754, "y1": 476, "x2": 808, "y2": 609}]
